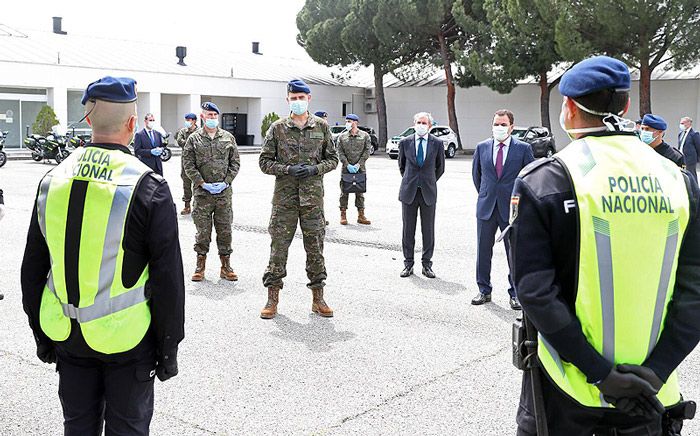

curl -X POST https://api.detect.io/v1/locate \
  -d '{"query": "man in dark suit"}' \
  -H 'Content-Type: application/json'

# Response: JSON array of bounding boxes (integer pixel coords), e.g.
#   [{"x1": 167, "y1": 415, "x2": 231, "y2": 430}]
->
[
  {"x1": 133, "y1": 113, "x2": 164, "y2": 176},
  {"x1": 471, "y1": 109, "x2": 534, "y2": 310},
  {"x1": 679, "y1": 116, "x2": 700, "y2": 183},
  {"x1": 398, "y1": 112, "x2": 445, "y2": 278}
]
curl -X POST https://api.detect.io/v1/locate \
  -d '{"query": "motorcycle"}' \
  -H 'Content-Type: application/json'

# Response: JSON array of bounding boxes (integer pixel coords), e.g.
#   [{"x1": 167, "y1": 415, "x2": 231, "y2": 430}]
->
[
  {"x1": 0, "y1": 130, "x2": 8, "y2": 168},
  {"x1": 159, "y1": 132, "x2": 172, "y2": 162},
  {"x1": 24, "y1": 126, "x2": 71, "y2": 164}
]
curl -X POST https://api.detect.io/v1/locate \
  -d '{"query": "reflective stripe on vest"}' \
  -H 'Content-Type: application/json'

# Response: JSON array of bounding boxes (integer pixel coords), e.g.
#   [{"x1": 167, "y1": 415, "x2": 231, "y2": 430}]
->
[
  {"x1": 538, "y1": 135, "x2": 688, "y2": 408},
  {"x1": 37, "y1": 147, "x2": 153, "y2": 354}
]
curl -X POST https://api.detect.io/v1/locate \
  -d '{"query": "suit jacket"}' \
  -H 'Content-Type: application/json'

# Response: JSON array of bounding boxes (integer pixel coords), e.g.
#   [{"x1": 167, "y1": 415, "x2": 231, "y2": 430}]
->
[
  {"x1": 679, "y1": 128, "x2": 700, "y2": 166},
  {"x1": 133, "y1": 128, "x2": 164, "y2": 175},
  {"x1": 472, "y1": 137, "x2": 534, "y2": 222},
  {"x1": 398, "y1": 134, "x2": 445, "y2": 206}
]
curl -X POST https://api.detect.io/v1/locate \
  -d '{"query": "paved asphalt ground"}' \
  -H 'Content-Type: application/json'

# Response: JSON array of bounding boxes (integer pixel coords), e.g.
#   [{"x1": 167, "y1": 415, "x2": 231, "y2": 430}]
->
[{"x1": 1, "y1": 152, "x2": 698, "y2": 435}]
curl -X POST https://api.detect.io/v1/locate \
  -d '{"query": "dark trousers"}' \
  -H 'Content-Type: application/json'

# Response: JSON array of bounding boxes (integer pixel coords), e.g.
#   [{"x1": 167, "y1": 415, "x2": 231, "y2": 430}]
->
[
  {"x1": 402, "y1": 188, "x2": 436, "y2": 268},
  {"x1": 685, "y1": 163, "x2": 697, "y2": 184},
  {"x1": 517, "y1": 369, "x2": 662, "y2": 435},
  {"x1": 56, "y1": 351, "x2": 157, "y2": 436},
  {"x1": 476, "y1": 209, "x2": 515, "y2": 297}
]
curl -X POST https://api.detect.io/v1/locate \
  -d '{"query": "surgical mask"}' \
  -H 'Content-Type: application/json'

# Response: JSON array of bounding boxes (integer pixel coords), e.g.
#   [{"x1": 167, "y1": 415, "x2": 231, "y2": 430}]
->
[
  {"x1": 680, "y1": 124, "x2": 687, "y2": 131},
  {"x1": 204, "y1": 119, "x2": 219, "y2": 129},
  {"x1": 184, "y1": 121, "x2": 194, "y2": 128},
  {"x1": 559, "y1": 99, "x2": 611, "y2": 140},
  {"x1": 289, "y1": 100, "x2": 309, "y2": 116},
  {"x1": 492, "y1": 126, "x2": 510, "y2": 142},
  {"x1": 345, "y1": 122, "x2": 353, "y2": 131},
  {"x1": 415, "y1": 124, "x2": 429, "y2": 136},
  {"x1": 146, "y1": 121, "x2": 155, "y2": 130},
  {"x1": 639, "y1": 130, "x2": 657, "y2": 145}
]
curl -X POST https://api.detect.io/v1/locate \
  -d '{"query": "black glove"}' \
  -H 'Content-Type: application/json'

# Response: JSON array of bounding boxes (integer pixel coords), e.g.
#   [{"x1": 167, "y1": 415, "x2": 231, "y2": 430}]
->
[
  {"x1": 299, "y1": 165, "x2": 319, "y2": 178},
  {"x1": 288, "y1": 164, "x2": 307, "y2": 178},
  {"x1": 617, "y1": 364, "x2": 664, "y2": 390},
  {"x1": 36, "y1": 342, "x2": 56, "y2": 364},
  {"x1": 156, "y1": 351, "x2": 178, "y2": 382},
  {"x1": 597, "y1": 368, "x2": 664, "y2": 417}
]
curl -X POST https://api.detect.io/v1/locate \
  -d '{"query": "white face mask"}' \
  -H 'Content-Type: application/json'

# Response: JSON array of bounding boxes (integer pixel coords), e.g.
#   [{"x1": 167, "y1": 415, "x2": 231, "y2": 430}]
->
[
  {"x1": 345, "y1": 122, "x2": 353, "y2": 131},
  {"x1": 492, "y1": 126, "x2": 510, "y2": 142},
  {"x1": 146, "y1": 121, "x2": 155, "y2": 130},
  {"x1": 680, "y1": 124, "x2": 687, "y2": 131},
  {"x1": 415, "y1": 124, "x2": 429, "y2": 136},
  {"x1": 558, "y1": 99, "x2": 609, "y2": 140}
]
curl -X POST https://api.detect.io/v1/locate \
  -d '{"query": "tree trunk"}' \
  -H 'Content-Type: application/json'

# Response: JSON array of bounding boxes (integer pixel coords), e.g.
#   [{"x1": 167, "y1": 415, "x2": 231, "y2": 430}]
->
[
  {"x1": 373, "y1": 66, "x2": 388, "y2": 152},
  {"x1": 438, "y1": 31, "x2": 462, "y2": 149},
  {"x1": 639, "y1": 58, "x2": 652, "y2": 116},
  {"x1": 538, "y1": 70, "x2": 551, "y2": 130}
]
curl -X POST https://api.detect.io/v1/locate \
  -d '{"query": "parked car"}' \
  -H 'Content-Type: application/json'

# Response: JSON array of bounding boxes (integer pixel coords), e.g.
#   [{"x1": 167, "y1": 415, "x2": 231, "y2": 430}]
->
[
  {"x1": 511, "y1": 126, "x2": 556, "y2": 158},
  {"x1": 387, "y1": 125, "x2": 459, "y2": 159},
  {"x1": 330, "y1": 125, "x2": 379, "y2": 155}
]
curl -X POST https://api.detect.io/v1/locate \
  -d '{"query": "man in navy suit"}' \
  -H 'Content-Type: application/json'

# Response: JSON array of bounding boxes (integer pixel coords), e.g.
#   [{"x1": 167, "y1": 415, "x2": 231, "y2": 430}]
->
[
  {"x1": 398, "y1": 112, "x2": 445, "y2": 278},
  {"x1": 471, "y1": 109, "x2": 534, "y2": 310},
  {"x1": 133, "y1": 113, "x2": 164, "y2": 176},
  {"x1": 679, "y1": 116, "x2": 700, "y2": 183}
]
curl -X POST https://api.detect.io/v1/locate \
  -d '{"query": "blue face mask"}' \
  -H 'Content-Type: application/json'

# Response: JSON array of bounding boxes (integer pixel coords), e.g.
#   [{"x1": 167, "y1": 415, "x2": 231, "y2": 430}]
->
[
  {"x1": 204, "y1": 119, "x2": 219, "y2": 129},
  {"x1": 289, "y1": 100, "x2": 309, "y2": 116},
  {"x1": 184, "y1": 120, "x2": 194, "y2": 128},
  {"x1": 639, "y1": 130, "x2": 656, "y2": 145}
]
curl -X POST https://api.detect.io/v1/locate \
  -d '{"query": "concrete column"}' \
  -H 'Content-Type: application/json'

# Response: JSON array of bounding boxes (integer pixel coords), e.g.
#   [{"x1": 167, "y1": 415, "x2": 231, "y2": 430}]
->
[
  {"x1": 137, "y1": 92, "x2": 162, "y2": 127},
  {"x1": 248, "y1": 98, "x2": 262, "y2": 145},
  {"x1": 47, "y1": 87, "x2": 68, "y2": 129}
]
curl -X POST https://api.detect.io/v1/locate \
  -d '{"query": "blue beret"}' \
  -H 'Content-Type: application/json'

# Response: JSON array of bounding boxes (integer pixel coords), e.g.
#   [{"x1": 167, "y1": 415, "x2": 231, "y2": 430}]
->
[
  {"x1": 184, "y1": 112, "x2": 197, "y2": 120},
  {"x1": 201, "y1": 102, "x2": 220, "y2": 114},
  {"x1": 287, "y1": 79, "x2": 311, "y2": 94},
  {"x1": 642, "y1": 114, "x2": 667, "y2": 131},
  {"x1": 345, "y1": 114, "x2": 359, "y2": 122},
  {"x1": 559, "y1": 56, "x2": 631, "y2": 98},
  {"x1": 81, "y1": 76, "x2": 137, "y2": 105},
  {"x1": 314, "y1": 111, "x2": 328, "y2": 117}
]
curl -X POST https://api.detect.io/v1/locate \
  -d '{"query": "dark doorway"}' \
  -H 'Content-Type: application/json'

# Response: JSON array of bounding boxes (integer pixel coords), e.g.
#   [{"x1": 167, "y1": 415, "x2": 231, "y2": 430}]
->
[{"x1": 221, "y1": 113, "x2": 253, "y2": 146}]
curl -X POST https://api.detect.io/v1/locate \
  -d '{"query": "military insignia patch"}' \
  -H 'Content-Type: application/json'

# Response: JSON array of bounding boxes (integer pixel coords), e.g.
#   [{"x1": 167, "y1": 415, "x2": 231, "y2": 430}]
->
[{"x1": 509, "y1": 195, "x2": 520, "y2": 224}]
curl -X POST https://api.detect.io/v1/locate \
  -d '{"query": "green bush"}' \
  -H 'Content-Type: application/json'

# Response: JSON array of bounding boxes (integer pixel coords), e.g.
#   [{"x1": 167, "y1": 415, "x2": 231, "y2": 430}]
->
[
  {"x1": 32, "y1": 105, "x2": 59, "y2": 135},
  {"x1": 261, "y1": 112, "x2": 280, "y2": 139}
]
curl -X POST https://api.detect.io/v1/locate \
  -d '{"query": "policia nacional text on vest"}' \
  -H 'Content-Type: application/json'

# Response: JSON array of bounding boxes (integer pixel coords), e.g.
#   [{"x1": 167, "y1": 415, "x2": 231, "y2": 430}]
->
[{"x1": 36, "y1": 146, "x2": 153, "y2": 354}]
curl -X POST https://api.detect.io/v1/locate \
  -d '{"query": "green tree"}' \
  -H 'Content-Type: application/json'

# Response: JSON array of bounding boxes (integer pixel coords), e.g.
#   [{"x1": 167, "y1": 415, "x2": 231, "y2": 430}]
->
[
  {"x1": 297, "y1": 0, "x2": 418, "y2": 150},
  {"x1": 556, "y1": 0, "x2": 700, "y2": 116},
  {"x1": 461, "y1": 0, "x2": 564, "y2": 129},
  {"x1": 261, "y1": 112, "x2": 280, "y2": 138},
  {"x1": 376, "y1": 0, "x2": 488, "y2": 149},
  {"x1": 32, "y1": 105, "x2": 59, "y2": 135}
]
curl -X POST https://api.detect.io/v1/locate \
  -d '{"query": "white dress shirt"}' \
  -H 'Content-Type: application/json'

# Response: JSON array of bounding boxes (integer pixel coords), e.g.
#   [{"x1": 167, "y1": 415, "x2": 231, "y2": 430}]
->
[
  {"x1": 414, "y1": 133, "x2": 429, "y2": 157},
  {"x1": 492, "y1": 135, "x2": 512, "y2": 166}
]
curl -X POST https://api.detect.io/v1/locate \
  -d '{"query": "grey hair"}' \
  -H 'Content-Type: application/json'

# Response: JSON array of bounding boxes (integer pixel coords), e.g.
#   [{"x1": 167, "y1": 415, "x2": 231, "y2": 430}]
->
[
  {"x1": 413, "y1": 112, "x2": 434, "y2": 125},
  {"x1": 681, "y1": 117, "x2": 693, "y2": 124}
]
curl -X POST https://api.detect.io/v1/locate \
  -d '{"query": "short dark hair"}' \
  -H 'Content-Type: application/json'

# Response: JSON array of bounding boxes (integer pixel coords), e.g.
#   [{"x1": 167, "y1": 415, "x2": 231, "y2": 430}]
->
[
  {"x1": 574, "y1": 89, "x2": 629, "y2": 122},
  {"x1": 494, "y1": 109, "x2": 514, "y2": 125}
]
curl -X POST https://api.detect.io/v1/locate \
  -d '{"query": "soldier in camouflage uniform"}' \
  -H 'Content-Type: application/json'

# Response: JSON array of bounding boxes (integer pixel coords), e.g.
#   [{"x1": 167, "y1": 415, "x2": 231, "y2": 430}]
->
[
  {"x1": 176, "y1": 112, "x2": 198, "y2": 215},
  {"x1": 259, "y1": 79, "x2": 339, "y2": 319},
  {"x1": 337, "y1": 113, "x2": 371, "y2": 225},
  {"x1": 183, "y1": 102, "x2": 240, "y2": 282}
]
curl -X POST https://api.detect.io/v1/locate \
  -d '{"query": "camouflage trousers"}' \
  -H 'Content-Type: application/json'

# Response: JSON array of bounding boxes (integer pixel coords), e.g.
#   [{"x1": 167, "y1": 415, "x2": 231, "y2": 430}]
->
[
  {"x1": 181, "y1": 160, "x2": 192, "y2": 202},
  {"x1": 192, "y1": 192, "x2": 232, "y2": 256},
  {"x1": 339, "y1": 180, "x2": 365, "y2": 209},
  {"x1": 262, "y1": 204, "x2": 326, "y2": 290}
]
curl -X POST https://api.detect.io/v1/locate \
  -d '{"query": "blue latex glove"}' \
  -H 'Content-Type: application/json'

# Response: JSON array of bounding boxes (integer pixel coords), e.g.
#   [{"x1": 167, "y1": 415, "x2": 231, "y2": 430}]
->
[
  {"x1": 211, "y1": 182, "x2": 228, "y2": 194},
  {"x1": 201, "y1": 183, "x2": 217, "y2": 194},
  {"x1": 347, "y1": 164, "x2": 358, "y2": 174},
  {"x1": 150, "y1": 148, "x2": 162, "y2": 156},
  {"x1": 353, "y1": 164, "x2": 361, "y2": 173}
]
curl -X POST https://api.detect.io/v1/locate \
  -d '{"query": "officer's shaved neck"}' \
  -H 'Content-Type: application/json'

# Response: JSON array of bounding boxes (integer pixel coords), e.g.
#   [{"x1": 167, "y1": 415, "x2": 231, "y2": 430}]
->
[{"x1": 86, "y1": 100, "x2": 137, "y2": 145}]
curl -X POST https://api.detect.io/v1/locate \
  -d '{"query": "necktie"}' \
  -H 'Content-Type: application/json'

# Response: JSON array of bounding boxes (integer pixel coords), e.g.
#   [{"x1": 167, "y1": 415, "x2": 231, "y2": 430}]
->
[
  {"x1": 496, "y1": 143, "x2": 505, "y2": 178},
  {"x1": 417, "y1": 138, "x2": 425, "y2": 167},
  {"x1": 148, "y1": 130, "x2": 155, "y2": 145}
]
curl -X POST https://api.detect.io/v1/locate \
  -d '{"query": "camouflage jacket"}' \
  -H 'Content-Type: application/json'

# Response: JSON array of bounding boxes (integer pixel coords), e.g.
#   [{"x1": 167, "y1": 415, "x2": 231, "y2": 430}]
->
[
  {"x1": 337, "y1": 129, "x2": 371, "y2": 173},
  {"x1": 259, "y1": 114, "x2": 338, "y2": 207},
  {"x1": 175, "y1": 126, "x2": 197, "y2": 148},
  {"x1": 183, "y1": 128, "x2": 240, "y2": 195}
]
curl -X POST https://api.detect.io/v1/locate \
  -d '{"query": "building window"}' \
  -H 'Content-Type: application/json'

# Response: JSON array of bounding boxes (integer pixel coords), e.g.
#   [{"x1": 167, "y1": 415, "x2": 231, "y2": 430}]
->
[{"x1": 342, "y1": 102, "x2": 351, "y2": 117}]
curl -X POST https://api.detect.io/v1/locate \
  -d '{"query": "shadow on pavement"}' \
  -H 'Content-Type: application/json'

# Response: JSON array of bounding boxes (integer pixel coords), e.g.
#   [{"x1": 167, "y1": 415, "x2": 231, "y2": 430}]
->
[
  {"x1": 408, "y1": 274, "x2": 467, "y2": 295},
  {"x1": 186, "y1": 279, "x2": 244, "y2": 300},
  {"x1": 481, "y1": 301, "x2": 519, "y2": 324},
  {"x1": 271, "y1": 314, "x2": 356, "y2": 353}
]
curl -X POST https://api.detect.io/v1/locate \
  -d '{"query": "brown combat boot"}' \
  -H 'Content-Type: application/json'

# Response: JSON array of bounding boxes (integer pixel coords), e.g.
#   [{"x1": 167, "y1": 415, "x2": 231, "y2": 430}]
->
[
  {"x1": 340, "y1": 208, "x2": 348, "y2": 225},
  {"x1": 357, "y1": 208, "x2": 371, "y2": 225},
  {"x1": 191, "y1": 255, "x2": 206, "y2": 281},
  {"x1": 219, "y1": 255, "x2": 238, "y2": 281},
  {"x1": 260, "y1": 287, "x2": 280, "y2": 319},
  {"x1": 180, "y1": 201, "x2": 191, "y2": 215},
  {"x1": 311, "y1": 288, "x2": 334, "y2": 317}
]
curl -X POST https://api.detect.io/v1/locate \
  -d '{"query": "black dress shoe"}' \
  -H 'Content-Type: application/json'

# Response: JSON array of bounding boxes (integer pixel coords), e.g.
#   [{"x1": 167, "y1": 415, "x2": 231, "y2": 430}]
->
[
  {"x1": 509, "y1": 297, "x2": 522, "y2": 310},
  {"x1": 400, "y1": 267, "x2": 413, "y2": 278},
  {"x1": 421, "y1": 266, "x2": 436, "y2": 278},
  {"x1": 471, "y1": 293, "x2": 492, "y2": 305}
]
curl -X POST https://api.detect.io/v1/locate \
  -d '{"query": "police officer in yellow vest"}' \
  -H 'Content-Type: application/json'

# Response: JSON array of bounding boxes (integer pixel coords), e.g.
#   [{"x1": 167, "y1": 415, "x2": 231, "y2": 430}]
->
[
  {"x1": 511, "y1": 57, "x2": 700, "y2": 435},
  {"x1": 21, "y1": 77, "x2": 185, "y2": 436}
]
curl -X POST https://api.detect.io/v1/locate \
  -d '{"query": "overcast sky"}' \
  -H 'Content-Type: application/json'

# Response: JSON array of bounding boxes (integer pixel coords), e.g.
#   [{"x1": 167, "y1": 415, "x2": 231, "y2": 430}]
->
[{"x1": 3, "y1": 0, "x2": 310, "y2": 58}]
